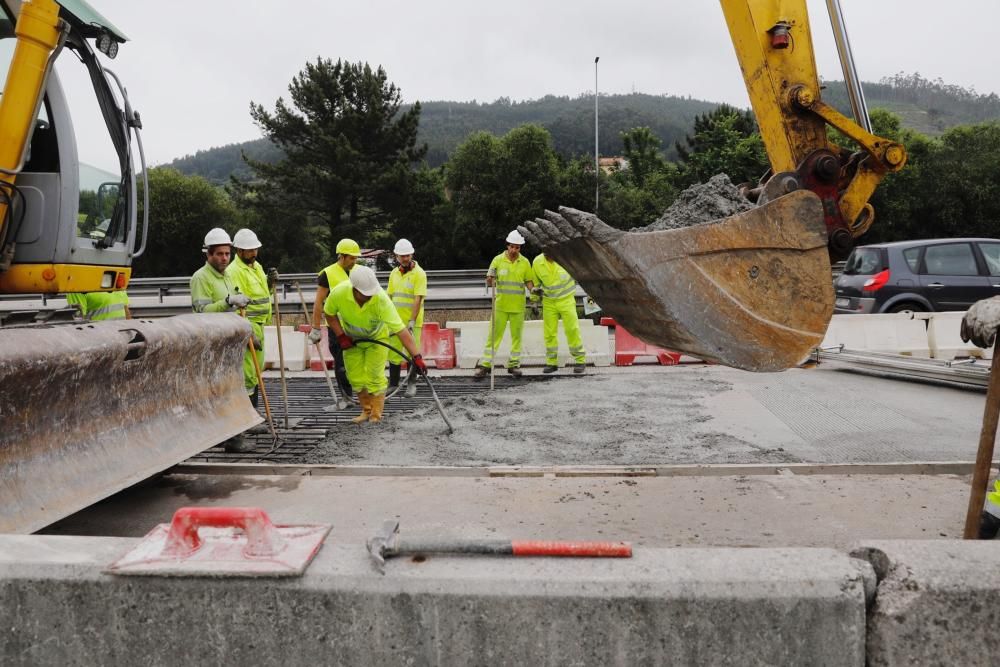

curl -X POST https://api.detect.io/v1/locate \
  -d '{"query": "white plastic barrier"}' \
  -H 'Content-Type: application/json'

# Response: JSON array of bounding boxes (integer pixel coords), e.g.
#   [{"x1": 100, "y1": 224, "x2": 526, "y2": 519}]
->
[
  {"x1": 926, "y1": 311, "x2": 993, "y2": 360},
  {"x1": 820, "y1": 313, "x2": 931, "y2": 357},
  {"x1": 262, "y1": 325, "x2": 308, "y2": 371},
  {"x1": 446, "y1": 319, "x2": 611, "y2": 368}
]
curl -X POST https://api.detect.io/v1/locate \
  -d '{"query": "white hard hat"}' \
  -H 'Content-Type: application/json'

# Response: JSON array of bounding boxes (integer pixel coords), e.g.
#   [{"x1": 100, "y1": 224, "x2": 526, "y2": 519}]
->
[
  {"x1": 232, "y1": 228, "x2": 262, "y2": 250},
  {"x1": 393, "y1": 238, "x2": 415, "y2": 255},
  {"x1": 506, "y1": 230, "x2": 526, "y2": 245},
  {"x1": 203, "y1": 227, "x2": 231, "y2": 248},
  {"x1": 349, "y1": 264, "x2": 380, "y2": 296}
]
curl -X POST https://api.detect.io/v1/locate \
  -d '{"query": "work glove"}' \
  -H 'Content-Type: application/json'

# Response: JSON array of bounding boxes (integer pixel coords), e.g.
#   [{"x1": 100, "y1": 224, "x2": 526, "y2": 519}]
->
[
  {"x1": 267, "y1": 267, "x2": 280, "y2": 291},
  {"x1": 250, "y1": 332, "x2": 263, "y2": 350},
  {"x1": 308, "y1": 327, "x2": 323, "y2": 345},
  {"x1": 337, "y1": 333, "x2": 354, "y2": 350},
  {"x1": 961, "y1": 296, "x2": 1000, "y2": 348},
  {"x1": 530, "y1": 302, "x2": 540, "y2": 318},
  {"x1": 226, "y1": 293, "x2": 251, "y2": 309},
  {"x1": 411, "y1": 354, "x2": 428, "y2": 376},
  {"x1": 408, "y1": 319, "x2": 418, "y2": 333}
]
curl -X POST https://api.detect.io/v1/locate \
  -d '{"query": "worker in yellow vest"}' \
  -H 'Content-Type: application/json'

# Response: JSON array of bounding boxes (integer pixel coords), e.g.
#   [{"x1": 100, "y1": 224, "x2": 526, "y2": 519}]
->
[
  {"x1": 532, "y1": 252, "x2": 586, "y2": 374},
  {"x1": 386, "y1": 238, "x2": 427, "y2": 388},
  {"x1": 323, "y1": 265, "x2": 427, "y2": 423},
  {"x1": 66, "y1": 290, "x2": 131, "y2": 321},
  {"x1": 226, "y1": 228, "x2": 273, "y2": 408},
  {"x1": 310, "y1": 238, "x2": 361, "y2": 398},
  {"x1": 475, "y1": 230, "x2": 535, "y2": 378}
]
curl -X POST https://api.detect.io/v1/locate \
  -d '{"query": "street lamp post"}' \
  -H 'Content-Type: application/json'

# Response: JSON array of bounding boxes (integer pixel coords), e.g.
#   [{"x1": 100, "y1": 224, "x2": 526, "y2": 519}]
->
[{"x1": 594, "y1": 56, "x2": 599, "y2": 214}]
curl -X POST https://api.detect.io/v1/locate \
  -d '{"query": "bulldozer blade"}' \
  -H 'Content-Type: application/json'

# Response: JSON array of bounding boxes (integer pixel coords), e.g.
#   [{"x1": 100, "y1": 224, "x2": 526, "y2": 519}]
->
[
  {"x1": 0, "y1": 313, "x2": 261, "y2": 533},
  {"x1": 519, "y1": 190, "x2": 833, "y2": 372}
]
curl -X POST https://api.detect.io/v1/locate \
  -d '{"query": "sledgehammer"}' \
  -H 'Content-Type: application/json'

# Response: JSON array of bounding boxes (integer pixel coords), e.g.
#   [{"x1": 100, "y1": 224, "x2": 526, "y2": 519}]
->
[{"x1": 366, "y1": 519, "x2": 631, "y2": 573}]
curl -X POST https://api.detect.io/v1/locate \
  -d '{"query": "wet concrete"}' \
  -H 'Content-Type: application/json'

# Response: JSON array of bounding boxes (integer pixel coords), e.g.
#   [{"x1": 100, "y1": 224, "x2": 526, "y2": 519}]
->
[
  {"x1": 298, "y1": 366, "x2": 984, "y2": 467},
  {"x1": 635, "y1": 173, "x2": 753, "y2": 231}
]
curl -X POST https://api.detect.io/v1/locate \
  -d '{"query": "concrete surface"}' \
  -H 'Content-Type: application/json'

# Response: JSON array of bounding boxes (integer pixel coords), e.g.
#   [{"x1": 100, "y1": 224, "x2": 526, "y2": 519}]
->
[
  {"x1": 299, "y1": 365, "x2": 985, "y2": 466},
  {"x1": 0, "y1": 535, "x2": 870, "y2": 666},
  {"x1": 43, "y1": 472, "x2": 972, "y2": 548},
  {"x1": 854, "y1": 540, "x2": 1000, "y2": 667}
]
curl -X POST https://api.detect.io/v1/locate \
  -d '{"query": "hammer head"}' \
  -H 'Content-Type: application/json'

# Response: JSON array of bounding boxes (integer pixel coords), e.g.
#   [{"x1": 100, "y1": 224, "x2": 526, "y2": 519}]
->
[{"x1": 366, "y1": 519, "x2": 400, "y2": 573}]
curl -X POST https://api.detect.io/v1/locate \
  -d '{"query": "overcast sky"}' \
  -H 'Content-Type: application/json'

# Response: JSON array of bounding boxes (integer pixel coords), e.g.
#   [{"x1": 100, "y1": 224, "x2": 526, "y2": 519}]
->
[{"x1": 49, "y1": 0, "x2": 1000, "y2": 172}]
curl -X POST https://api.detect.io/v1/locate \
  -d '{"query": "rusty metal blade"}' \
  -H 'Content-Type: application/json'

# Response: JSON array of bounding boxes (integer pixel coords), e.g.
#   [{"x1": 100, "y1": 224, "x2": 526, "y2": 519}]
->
[
  {"x1": 0, "y1": 313, "x2": 261, "y2": 533},
  {"x1": 521, "y1": 191, "x2": 833, "y2": 371}
]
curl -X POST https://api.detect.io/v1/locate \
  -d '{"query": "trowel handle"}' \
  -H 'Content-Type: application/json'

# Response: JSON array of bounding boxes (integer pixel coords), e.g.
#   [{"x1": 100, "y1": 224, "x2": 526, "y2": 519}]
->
[{"x1": 162, "y1": 507, "x2": 284, "y2": 557}]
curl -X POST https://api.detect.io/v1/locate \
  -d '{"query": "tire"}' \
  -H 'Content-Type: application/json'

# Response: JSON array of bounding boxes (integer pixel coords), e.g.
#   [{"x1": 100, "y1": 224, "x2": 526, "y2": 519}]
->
[{"x1": 886, "y1": 302, "x2": 926, "y2": 314}]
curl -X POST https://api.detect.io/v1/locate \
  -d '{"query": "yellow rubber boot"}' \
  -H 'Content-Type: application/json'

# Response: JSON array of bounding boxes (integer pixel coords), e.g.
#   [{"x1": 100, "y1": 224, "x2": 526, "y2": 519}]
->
[
  {"x1": 352, "y1": 393, "x2": 372, "y2": 423},
  {"x1": 368, "y1": 394, "x2": 385, "y2": 423}
]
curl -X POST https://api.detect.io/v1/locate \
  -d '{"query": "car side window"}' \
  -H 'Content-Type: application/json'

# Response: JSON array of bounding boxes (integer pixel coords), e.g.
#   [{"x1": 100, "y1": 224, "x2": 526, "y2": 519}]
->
[
  {"x1": 922, "y1": 243, "x2": 979, "y2": 276},
  {"x1": 979, "y1": 243, "x2": 1000, "y2": 277},
  {"x1": 902, "y1": 247, "x2": 921, "y2": 272}
]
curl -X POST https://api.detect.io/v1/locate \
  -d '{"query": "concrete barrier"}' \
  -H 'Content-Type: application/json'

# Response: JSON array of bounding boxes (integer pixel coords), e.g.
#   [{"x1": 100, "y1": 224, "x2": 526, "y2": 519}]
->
[
  {"x1": 854, "y1": 540, "x2": 1000, "y2": 666},
  {"x1": 821, "y1": 313, "x2": 931, "y2": 357},
  {"x1": 447, "y1": 319, "x2": 612, "y2": 368},
  {"x1": 926, "y1": 311, "x2": 993, "y2": 360},
  {"x1": 0, "y1": 536, "x2": 869, "y2": 666},
  {"x1": 263, "y1": 325, "x2": 308, "y2": 371}
]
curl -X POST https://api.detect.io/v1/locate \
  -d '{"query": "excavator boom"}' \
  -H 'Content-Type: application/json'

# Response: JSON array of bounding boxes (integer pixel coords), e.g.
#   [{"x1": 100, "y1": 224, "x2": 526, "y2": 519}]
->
[{"x1": 520, "y1": 0, "x2": 906, "y2": 371}]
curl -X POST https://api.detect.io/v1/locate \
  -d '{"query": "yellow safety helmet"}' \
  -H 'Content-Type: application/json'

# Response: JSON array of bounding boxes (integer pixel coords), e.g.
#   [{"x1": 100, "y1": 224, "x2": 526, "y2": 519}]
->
[{"x1": 336, "y1": 238, "x2": 361, "y2": 257}]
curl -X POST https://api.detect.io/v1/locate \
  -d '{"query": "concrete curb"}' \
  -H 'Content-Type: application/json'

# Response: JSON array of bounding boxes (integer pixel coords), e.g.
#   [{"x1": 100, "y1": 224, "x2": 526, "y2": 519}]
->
[{"x1": 0, "y1": 536, "x2": 869, "y2": 666}]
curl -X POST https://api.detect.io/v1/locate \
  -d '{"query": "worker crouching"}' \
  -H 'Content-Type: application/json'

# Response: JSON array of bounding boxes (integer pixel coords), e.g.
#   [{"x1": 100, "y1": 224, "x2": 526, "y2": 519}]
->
[{"x1": 323, "y1": 265, "x2": 427, "y2": 423}]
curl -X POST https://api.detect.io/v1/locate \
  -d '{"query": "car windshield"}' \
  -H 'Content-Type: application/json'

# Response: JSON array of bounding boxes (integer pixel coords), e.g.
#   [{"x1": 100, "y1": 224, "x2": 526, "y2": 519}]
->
[{"x1": 843, "y1": 248, "x2": 882, "y2": 275}]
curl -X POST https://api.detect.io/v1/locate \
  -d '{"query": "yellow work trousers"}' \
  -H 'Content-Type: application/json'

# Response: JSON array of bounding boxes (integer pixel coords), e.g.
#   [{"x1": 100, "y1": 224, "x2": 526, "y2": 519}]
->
[
  {"x1": 481, "y1": 310, "x2": 524, "y2": 369},
  {"x1": 242, "y1": 319, "x2": 265, "y2": 394},
  {"x1": 344, "y1": 341, "x2": 390, "y2": 395},
  {"x1": 387, "y1": 326, "x2": 422, "y2": 365},
  {"x1": 543, "y1": 298, "x2": 586, "y2": 365}
]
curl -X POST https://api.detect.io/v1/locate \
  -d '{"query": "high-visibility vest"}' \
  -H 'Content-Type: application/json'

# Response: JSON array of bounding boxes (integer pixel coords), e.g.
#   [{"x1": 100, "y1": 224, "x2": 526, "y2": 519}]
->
[
  {"x1": 226, "y1": 255, "x2": 272, "y2": 323},
  {"x1": 66, "y1": 290, "x2": 129, "y2": 320},
  {"x1": 488, "y1": 252, "x2": 534, "y2": 313},
  {"x1": 531, "y1": 256, "x2": 577, "y2": 304},
  {"x1": 323, "y1": 280, "x2": 404, "y2": 341},
  {"x1": 320, "y1": 262, "x2": 352, "y2": 289},
  {"x1": 190, "y1": 263, "x2": 236, "y2": 313},
  {"x1": 387, "y1": 261, "x2": 427, "y2": 326}
]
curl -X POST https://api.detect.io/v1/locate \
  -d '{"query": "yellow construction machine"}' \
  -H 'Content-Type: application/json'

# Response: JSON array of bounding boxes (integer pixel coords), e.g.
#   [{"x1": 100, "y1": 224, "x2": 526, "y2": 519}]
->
[
  {"x1": 0, "y1": 0, "x2": 259, "y2": 532},
  {"x1": 520, "y1": 0, "x2": 906, "y2": 372}
]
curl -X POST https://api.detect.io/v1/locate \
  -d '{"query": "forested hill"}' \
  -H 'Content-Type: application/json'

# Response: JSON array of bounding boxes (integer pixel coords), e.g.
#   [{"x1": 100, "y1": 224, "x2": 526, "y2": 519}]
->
[{"x1": 165, "y1": 74, "x2": 1000, "y2": 185}]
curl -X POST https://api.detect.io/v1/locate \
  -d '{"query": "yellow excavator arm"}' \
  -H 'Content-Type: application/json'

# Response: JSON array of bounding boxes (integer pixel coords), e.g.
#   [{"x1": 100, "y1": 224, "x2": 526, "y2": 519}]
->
[{"x1": 519, "y1": 0, "x2": 905, "y2": 372}]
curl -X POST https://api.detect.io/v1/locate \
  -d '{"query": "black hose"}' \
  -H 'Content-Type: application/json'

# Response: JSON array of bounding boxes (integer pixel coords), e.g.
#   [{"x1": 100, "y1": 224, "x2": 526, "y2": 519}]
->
[{"x1": 353, "y1": 337, "x2": 453, "y2": 434}]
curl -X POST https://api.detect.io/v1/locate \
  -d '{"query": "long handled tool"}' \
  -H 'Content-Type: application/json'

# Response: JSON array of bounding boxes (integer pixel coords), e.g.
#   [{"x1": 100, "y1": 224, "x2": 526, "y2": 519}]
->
[
  {"x1": 367, "y1": 519, "x2": 631, "y2": 573},
  {"x1": 241, "y1": 308, "x2": 277, "y2": 442},
  {"x1": 271, "y1": 281, "x2": 290, "y2": 429},
  {"x1": 294, "y1": 282, "x2": 349, "y2": 411},
  {"x1": 489, "y1": 282, "x2": 497, "y2": 391},
  {"x1": 963, "y1": 336, "x2": 1000, "y2": 538}
]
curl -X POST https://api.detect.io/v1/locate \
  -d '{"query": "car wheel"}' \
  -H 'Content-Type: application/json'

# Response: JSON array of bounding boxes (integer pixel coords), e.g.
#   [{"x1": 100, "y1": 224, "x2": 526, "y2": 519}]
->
[{"x1": 886, "y1": 302, "x2": 926, "y2": 314}]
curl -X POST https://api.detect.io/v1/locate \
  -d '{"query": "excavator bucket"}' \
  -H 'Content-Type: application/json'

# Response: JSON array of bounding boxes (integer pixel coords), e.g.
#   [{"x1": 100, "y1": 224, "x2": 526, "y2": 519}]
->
[
  {"x1": 0, "y1": 313, "x2": 262, "y2": 533},
  {"x1": 520, "y1": 190, "x2": 833, "y2": 372}
]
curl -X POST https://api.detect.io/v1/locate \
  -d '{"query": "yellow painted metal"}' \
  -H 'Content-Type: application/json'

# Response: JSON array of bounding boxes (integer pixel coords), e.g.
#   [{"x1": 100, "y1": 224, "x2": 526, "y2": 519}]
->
[
  {"x1": 719, "y1": 0, "x2": 831, "y2": 172},
  {"x1": 0, "y1": 262, "x2": 131, "y2": 293},
  {"x1": 0, "y1": 0, "x2": 63, "y2": 236}
]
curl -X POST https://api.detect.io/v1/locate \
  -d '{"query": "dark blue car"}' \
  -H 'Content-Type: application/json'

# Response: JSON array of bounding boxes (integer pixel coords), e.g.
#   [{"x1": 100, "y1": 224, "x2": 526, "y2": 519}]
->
[{"x1": 834, "y1": 238, "x2": 1000, "y2": 314}]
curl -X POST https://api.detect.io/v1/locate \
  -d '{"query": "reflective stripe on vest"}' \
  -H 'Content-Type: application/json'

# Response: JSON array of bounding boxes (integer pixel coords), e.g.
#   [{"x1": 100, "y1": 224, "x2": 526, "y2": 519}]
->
[
  {"x1": 496, "y1": 280, "x2": 525, "y2": 296},
  {"x1": 543, "y1": 278, "x2": 576, "y2": 300},
  {"x1": 89, "y1": 303, "x2": 127, "y2": 320}
]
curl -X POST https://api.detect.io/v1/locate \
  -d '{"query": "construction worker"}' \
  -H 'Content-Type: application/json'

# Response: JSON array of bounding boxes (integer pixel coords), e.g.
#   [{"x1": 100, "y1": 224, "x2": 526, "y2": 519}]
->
[
  {"x1": 226, "y1": 228, "x2": 274, "y2": 410},
  {"x1": 532, "y1": 252, "x2": 586, "y2": 374},
  {"x1": 310, "y1": 238, "x2": 361, "y2": 398},
  {"x1": 960, "y1": 295, "x2": 1000, "y2": 538},
  {"x1": 475, "y1": 230, "x2": 535, "y2": 379},
  {"x1": 386, "y1": 238, "x2": 427, "y2": 388},
  {"x1": 190, "y1": 227, "x2": 253, "y2": 453},
  {"x1": 66, "y1": 289, "x2": 131, "y2": 321},
  {"x1": 323, "y1": 265, "x2": 427, "y2": 423}
]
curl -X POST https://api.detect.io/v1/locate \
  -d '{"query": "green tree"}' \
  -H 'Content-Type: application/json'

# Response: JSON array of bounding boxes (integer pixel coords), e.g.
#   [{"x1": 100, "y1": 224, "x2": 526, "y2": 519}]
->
[
  {"x1": 620, "y1": 127, "x2": 666, "y2": 187},
  {"x1": 446, "y1": 125, "x2": 560, "y2": 265},
  {"x1": 132, "y1": 167, "x2": 244, "y2": 278},
  {"x1": 674, "y1": 104, "x2": 768, "y2": 187},
  {"x1": 245, "y1": 58, "x2": 426, "y2": 254}
]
